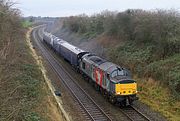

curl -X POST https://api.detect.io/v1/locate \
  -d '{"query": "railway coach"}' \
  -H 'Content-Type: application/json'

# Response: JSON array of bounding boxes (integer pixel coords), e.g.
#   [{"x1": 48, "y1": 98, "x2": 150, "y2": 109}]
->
[
  {"x1": 57, "y1": 41, "x2": 88, "y2": 67},
  {"x1": 43, "y1": 32, "x2": 88, "y2": 68},
  {"x1": 43, "y1": 32, "x2": 57, "y2": 47}
]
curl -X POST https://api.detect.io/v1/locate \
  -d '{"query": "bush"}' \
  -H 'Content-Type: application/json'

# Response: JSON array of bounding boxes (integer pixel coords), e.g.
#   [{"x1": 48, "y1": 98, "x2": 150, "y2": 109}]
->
[{"x1": 63, "y1": 9, "x2": 180, "y2": 58}]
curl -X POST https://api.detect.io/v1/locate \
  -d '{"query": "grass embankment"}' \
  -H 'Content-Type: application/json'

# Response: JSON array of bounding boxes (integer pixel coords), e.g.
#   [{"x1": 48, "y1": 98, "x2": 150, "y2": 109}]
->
[
  {"x1": 0, "y1": 28, "x2": 63, "y2": 121},
  {"x1": 137, "y1": 78, "x2": 180, "y2": 121},
  {"x1": 0, "y1": 1, "x2": 63, "y2": 120},
  {"x1": 60, "y1": 9, "x2": 180, "y2": 121},
  {"x1": 22, "y1": 20, "x2": 33, "y2": 28}
]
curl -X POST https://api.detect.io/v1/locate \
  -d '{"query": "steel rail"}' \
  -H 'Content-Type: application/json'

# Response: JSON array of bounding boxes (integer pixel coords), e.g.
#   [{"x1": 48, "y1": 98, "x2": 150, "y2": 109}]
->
[{"x1": 119, "y1": 105, "x2": 152, "y2": 121}]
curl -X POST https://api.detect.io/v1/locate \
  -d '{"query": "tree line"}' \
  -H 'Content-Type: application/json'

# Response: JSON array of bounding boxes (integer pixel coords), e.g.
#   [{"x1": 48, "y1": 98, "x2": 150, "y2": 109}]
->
[{"x1": 63, "y1": 9, "x2": 180, "y2": 59}]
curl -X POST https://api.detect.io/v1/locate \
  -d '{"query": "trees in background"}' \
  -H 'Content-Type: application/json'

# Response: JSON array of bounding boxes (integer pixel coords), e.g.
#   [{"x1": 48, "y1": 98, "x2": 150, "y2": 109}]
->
[
  {"x1": 0, "y1": 0, "x2": 22, "y2": 47},
  {"x1": 63, "y1": 9, "x2": 180, "y2": 59}
]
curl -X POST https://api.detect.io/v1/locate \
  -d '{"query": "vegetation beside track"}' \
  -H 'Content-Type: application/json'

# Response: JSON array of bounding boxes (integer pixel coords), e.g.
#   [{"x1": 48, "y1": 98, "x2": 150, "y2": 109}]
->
[
  {"x1": 22, "y1": 20, "x2": 33, "y2": 28},
  {"x1": 0, "y1": 1, "x2": 63, "y2": 120},
  {"x1": 136, "y1": 78, "x2": 180, "y2": 121},
  {"x1": 57, "y1": 9, "x2": 180, "y2": 121}
]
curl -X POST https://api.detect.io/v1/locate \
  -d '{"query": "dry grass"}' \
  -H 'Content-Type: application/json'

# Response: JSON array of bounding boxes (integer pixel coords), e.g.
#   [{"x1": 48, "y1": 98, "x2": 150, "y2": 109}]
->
[
  {"x1": 0, "y1": 27, "x2": 65, "y2": 121},
  {"x1": 136, "y1": 77, "x2": 180, "y2": 121},
  {"x1": 0, "y1": 1, "x2": 65, "y2": 120}
]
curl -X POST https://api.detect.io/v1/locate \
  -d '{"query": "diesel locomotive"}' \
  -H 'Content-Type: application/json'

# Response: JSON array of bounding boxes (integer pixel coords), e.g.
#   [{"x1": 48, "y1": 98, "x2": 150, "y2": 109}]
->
[{"x1": 43, "y1": 31, "x2": 138, "y2": 106}]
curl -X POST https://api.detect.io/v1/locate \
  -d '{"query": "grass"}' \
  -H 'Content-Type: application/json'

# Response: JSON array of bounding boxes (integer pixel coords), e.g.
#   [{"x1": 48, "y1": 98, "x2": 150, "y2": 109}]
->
[
  {"x1": 22, "y1": 20, "x2": 32, "y2": 28},
  {"x1": 137, "y1": 77, "x2": 180, "y2": 121},
  {"x1": 0, "y1": 28, "x2": 63, "y2": 121},
  {"x1": 1, "y1": 29, "x2": 46, "y2": 120},
  {"x1": 0, "y1": 1, "x2": 62, "y2": 120},
  {"x1": 24, "y1": 112, "x2": 43, "y2": 121}
]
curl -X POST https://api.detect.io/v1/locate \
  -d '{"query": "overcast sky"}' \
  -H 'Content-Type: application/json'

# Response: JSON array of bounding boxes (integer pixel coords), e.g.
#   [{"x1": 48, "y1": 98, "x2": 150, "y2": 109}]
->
[{"x1": 17, "y1": 0, "x2": 180, "y2": 17}]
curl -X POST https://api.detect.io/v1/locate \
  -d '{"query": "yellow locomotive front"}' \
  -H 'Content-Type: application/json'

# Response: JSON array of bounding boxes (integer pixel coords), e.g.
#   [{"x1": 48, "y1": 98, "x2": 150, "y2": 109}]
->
[
  {"x1": 115, "y1": 80, "x2": 137, "y2": 96},
  {"x1": 114, "y1": 79, "x2": 138, "y2": 106}
]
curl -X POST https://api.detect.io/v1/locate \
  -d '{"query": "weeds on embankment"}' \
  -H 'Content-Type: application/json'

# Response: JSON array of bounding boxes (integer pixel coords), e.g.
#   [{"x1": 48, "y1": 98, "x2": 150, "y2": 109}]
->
[{"x1": 0, "y1": 1, "x2": 62, "y2": 120}]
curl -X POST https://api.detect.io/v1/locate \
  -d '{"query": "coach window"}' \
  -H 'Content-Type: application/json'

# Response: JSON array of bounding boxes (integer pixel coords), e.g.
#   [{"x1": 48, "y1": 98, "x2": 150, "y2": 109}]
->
[{"x1": 82, "y1": 62, "x2": 86, "y2": 70}]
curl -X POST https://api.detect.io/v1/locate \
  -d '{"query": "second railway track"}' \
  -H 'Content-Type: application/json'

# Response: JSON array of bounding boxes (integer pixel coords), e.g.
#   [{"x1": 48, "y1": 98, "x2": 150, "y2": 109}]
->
[
  {"x1": 32, "y1": 26, "x2": 113, "y2": 121},
  {"x1": 119, "y1": 106, "x2": 151, "y2": 121}
]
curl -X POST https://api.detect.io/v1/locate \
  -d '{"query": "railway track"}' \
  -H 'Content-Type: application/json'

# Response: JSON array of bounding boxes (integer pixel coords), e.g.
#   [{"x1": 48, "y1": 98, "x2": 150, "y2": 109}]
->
[
  {"x1": 32, "y1": 26, "x2": 113, "y2": 121},
  {"x1": 119, "y1": 105, "x2": 151, "y2": 121}
]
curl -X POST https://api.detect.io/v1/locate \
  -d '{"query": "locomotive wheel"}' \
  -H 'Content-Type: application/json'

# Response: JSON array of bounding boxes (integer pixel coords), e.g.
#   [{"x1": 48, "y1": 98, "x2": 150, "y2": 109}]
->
[
  {"x1": 129, "y1": 99, "x2": 133, "y2": 105},
  {"x1": 94, "y1": 83, "x2": 99, "y2": 91},
  {"x1": 84, "y1": 76, "x2": 89, "y2": 82},
  {"x1": 87, "y1": 78, "x2": 91, "y2": 83},
  {"x1": 120, "y1": 100, "x2": 126, "y2": 107},
  {"x1": 90, "y1": 80, "x2": 94, "y2": 86},
  {"x1": 100, "y1": 87, "x2": 103, "y2": 94},
  {"x1": 103, "y1": 91, "x2": 108, "y2": 100},
  {"x1": 109, "y1": 95, "x2": 116, "y2": 104}
]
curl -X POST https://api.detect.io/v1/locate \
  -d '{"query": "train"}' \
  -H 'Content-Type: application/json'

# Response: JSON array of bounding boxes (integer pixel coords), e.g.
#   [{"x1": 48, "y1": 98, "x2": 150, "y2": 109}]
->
[{"x1": 43, "y1": 31, "x2": 138, "y2": 106}]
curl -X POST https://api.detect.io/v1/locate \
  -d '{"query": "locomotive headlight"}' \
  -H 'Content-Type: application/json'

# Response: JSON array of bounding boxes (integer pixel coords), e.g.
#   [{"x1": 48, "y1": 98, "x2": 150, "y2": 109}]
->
[{"x1": 117, "y1": 92, "x2": 121, "y2": 95}]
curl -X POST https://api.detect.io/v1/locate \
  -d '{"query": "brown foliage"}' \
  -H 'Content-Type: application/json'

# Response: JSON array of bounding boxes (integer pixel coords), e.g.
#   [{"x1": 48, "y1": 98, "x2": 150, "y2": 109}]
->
[{"x1": 0, "y1": 0, "x2": 22, "y2": 59}]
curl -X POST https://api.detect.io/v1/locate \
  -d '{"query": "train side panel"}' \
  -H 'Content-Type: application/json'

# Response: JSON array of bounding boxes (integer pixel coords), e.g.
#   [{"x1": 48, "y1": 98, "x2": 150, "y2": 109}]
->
[
  {"x1": 58, "y1": 44, "x2": 78, "y2": 66},
  {"x1": 80, "y1": 58, "x2": 110, "y2": 90}
]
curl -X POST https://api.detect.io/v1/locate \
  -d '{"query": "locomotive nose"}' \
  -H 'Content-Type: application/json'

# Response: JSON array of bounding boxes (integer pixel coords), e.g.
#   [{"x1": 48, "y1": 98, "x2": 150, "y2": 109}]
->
[{"x1": 115, "y1": 82, "x2": 137, "y2": 95}]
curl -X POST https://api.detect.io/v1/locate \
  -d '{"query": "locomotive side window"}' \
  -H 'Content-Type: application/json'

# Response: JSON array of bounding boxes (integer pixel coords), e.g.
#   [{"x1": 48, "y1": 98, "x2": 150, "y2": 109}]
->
[
  {"x1": 111, "y1": 68, "x2": 124, "y2": 78},
  {"x1": 82, "y1": 62, "x2": 86, "y2": 70},
  {"x1": 111, "y1": 70, "x2": 117, "y2": 78},
  {"x1": 117, "y1": 68, "x2": 123, "y2": 76}
]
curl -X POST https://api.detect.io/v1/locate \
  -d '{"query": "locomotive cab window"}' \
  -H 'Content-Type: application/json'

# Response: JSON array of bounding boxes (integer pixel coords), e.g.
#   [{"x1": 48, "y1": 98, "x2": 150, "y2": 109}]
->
[
  {"x1": 111, "y1": 68, "x2": 124, "y2": 78},
  {"x1": 82, "y1": 62, "x2": 86, "y2": 69},
  {"x1": 119, "y1": 80, "x2": 136, "y2": 84}
]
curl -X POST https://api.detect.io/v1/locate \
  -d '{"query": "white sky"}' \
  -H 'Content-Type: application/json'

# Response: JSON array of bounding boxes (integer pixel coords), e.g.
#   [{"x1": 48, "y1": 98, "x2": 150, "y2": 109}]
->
[{"x1": 16, "y1": 0, "x2": 180, "y2": 17}]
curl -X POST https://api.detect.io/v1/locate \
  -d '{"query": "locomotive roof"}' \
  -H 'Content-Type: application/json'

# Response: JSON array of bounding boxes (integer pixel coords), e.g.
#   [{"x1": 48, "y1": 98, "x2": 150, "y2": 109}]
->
[
  {"x1": 83, "y1": 54, "x2": 106, "y2": 65},
  {"x1": 61, "y1": 42, "x2": 86, "y2": 55},
  {"x1": 88, "y1": 56, "x2": 106, "y2": 65},
  {"x1": 83, "y1": 54, "x2": 123, "y2": 73},
  {"x1": 99, "y1": 62, "x2": 119, "y2": 73},
  {"x1": 111, "y1": 76, "x2": 134, "y2": 83}
]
